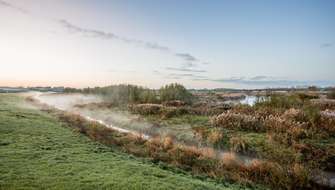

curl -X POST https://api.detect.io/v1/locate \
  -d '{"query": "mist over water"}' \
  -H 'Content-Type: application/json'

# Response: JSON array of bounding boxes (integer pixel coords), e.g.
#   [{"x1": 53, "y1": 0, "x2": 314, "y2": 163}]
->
[
  {"x1": 34, "y1": 93, "x2": 197, "y2": 144},
  {"x1": 36, "y1": 93, "x2": 103, "y2": 110},
  {"x1": 33, "y1": 92, "x2": 257, "y2": 164}
]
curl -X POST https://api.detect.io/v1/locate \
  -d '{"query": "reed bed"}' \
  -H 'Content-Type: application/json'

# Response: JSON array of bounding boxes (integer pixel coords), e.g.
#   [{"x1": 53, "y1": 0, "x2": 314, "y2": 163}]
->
[{"x1": 54, "y1": 110, "x2": 315, "y2": 189}]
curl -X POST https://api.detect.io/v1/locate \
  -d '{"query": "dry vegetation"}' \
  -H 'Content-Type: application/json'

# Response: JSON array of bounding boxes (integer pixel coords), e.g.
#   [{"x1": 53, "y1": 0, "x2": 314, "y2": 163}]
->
[
  {"x1": 206, "y1": 93, "x2": 335, "y2": 189},
  {"x1": 46, "y1": 107, "x2": 327, "y2": 189},
  {"x1": 27, "y1": 88, "x2": 335, "y2": 189}
]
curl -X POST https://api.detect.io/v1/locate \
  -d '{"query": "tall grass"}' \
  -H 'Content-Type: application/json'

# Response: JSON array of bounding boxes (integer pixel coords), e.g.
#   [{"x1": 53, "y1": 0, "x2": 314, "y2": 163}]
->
[
  {"x1": 29, "y1": 91, "x2": 334, "y2": 189},
  {"x1": 211, "y1": 111, "x2": 264, "y2": 132},
  {"x1": 128, "y1": 104, "x2": 189, "y2": 118},
  {"x1": 254, "y1": 94, "x2": 304, "y2": 109},
  {"x1": 327, "y1": 89, "x2": 335, "y2": 99},
  {"x1": 55, "y1": 110, "x2": 310, "y2": 189}
]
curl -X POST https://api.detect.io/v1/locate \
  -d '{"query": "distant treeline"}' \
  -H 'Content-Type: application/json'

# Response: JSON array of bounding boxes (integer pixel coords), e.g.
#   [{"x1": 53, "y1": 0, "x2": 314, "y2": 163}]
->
[
  {"x1": 64, "y1": 83, "x2": 194, "y2": 105},
  {"x1": 191, "y1": 86, "x2": 335, "y2": 93},
  {"x1": 0, "y1": 86, "x2": 64, "y2": 93}
]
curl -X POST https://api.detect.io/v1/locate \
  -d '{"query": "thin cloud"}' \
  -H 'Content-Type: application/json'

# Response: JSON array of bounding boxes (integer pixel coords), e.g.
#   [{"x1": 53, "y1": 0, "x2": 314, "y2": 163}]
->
[
  {"x1": 320, "y1": 43, "x2": 333, "y2": 48},
  {"x1": 0, "y1": 0, "x2": 208, "y2": 67},
  {"x1": 199, "y1": 76, "x2": 333, "y2": 87},
  {"x1": 58, "y1": 19, "x2": 170, "y2": 51},
  {"x1": 209, "y1": 76, "x2": 296, "y2": 85},
  {"x1": 166, "y1": 67, "x2": 207, "y2": 73},
  {"x1": 58, "y1": 19, "x2": 209, "y2": 65},
  {"x1": 169, "y1": 73, "x2": 206, "y2": 78},
  {"x1": 175, "y1": 53, "x2": 198, "y2": 62},
  {"x1": 0, "y1": 0, "x2": 29, "y2": 14},
  {"x1": 163, "y1": 73, "x2": 208, "y2": 80},
  {"x1": 169, "y1": 73, "x2": 195, "y2": 77},
  {"x1": 59, "y1": 19, "x2": 117, "y2": 38},
  {"x1": 249, "y1": 75, "x2": 275, "y2": 81},
  {"x1": 181, "y1": 62, "x2": 199, "y2": 69}
]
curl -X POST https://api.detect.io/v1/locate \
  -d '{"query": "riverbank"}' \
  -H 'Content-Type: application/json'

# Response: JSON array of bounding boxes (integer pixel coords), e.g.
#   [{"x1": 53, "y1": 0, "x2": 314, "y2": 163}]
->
[{"x1": 0, "y1": 94, "x2": 248, "y2": 190}]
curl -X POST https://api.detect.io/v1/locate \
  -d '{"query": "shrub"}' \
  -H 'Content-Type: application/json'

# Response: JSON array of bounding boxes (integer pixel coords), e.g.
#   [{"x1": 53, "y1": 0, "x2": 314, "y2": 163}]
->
[
  {"x1": 282, "y1": 108, "x2": 303, "y2": 121},
  {"x1": 255, "y1": 94, "x2": 304, "y2": 109},
  {"x1": 190, "y1": 104, "x2": 231, "y2": 116},
  {"x1": 311, "y1": 99, "x2": 335, "y2": 110},
  {"x1": 128, "y1": 104, "x2": 162, "y2": 115},
  {"x1": 145, "y1": 136, "x2": 173, "y2": 162},
  {"x1": 59, "y1": 113, "x2": 88, "y2": 134},
  {"x1": 327, "y1": 89, "x2": 335, "y2": 99},
  {"x1": 168, "y1": 145, "x2": 203, "y2": 169},
  {"x1": 292, "y1": 143, "x2": 331, "y2": 169},
  {"x1": 229, "y1": 136, "x2": 249, "y2": 153},
  {"x1": 207, "y1": 129, "x2": 225, "y2": 147},
  {"x1": 319, "y1": 112, "x2": 335, "y2": 135},
  {"x1": 160, "y1": 106, "x2": 189, "y2": 119},
  {"x1": 192, "y1": 126, "x2": 209, "y2": 140},
  {"x1": 281, "y1": 106, "x2": 321, "y2": 127},
  {"x1": 74, "y1": 102, "x2": 115, "y2": 109},
  {"x1": 297, "y1": 93, "x2": 318, "y2": 100},
  {"x1": 264, "y1": 116, "x2": 309, "y2": 144},
  {"x1": 220, "y1": 152, "x2": 242, "y2": 169},
  {"x1": 52, "y1": 108, "x2": 317, "y2": 189},
  {"x1": 162, "y1": 100, "x2": 186, "y2": 107},
  {"x1": 129, "y1": 103, "x2": 189, "y2": 118},
  {"x1": 211, "y1": 111, "x2": 264, "y2": 132},
  {"x1": 291, "y1": 163, "x2": 310, "y2": 188},
  {"x1": 243, "y1": 160, "x2": 289, "y2": 189},
  {"x1": 302, "y1": 105, "x2": 321, "y2": 127}
]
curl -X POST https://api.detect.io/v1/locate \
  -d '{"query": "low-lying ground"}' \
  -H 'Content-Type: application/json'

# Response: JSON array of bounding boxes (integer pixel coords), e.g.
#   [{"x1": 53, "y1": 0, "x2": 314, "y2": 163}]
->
[
  {"x1": 125, "y1": 93, "x2": 335, "y2": 189},
  {"x1": 0, "y1": 94, "x2": 250, "y2": 190},
  {"x1": 11, "y1": 93, "x2": 335, "y2": 189},
  {"x1": 17, "y1": 91, "x2": 335, "y2": 189}
]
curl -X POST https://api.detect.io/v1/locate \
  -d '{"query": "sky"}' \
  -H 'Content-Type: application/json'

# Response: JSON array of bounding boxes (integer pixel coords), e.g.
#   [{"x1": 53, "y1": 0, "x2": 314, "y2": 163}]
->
[{"x1": 0, "y1": 0, "x2": 334, "y2": 89}]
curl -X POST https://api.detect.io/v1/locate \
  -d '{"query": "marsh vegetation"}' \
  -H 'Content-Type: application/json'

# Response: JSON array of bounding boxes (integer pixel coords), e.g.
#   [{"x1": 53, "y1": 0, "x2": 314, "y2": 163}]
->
[{"x1": 2, "y1": 84, "x2": 335, "y2": 189}]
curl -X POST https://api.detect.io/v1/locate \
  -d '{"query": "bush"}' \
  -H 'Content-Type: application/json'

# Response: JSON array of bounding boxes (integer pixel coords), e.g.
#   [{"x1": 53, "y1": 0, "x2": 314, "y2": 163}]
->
[
  {"x1": 128, "y1": 104, "x2": 162, "y2": 115},
  {"x1": 51, "y1": 106, "x2": 320, "y2": 189},
  {"x1": 190, "y1": 104, "x2": 231, "y2": 116},
  {"x1": 297, "y1": 93, "x2": 318, "y2": 100},
  {"x1": 282, "y1": 106, "x2": 321, "y2": 128},
  {"x1": 163, "y1": 100, "x2": 186, "y2": 107},
  {"x1": 229, "y1": 136, "x2": 249, "y2": 153},
  {"x1": 302, "y1": 105, "x2": 321, "y2": 127},
  {"x1": 255, "y1": 94, "x2": 304, "y2": 109},
  {"x1": 145, "y1": 136, "x2": 173, "y2": 162},
  {"x1": 264, "y1": 116, "x2": 309, "y2": 144},
  {"x1": 207, "y1": 129, "x2": 225, "y2": 147},
  {"x1": 320, "y1": 112, "x2": 335, "y2": 135},
  {"x1": 311, "y1": 99, "x2": 335, "y2": 110},
  {"x1": 160, "y1": 106, "x2": 189, "y2": 119},
  {"x1": 220, "y1": 152, "x2": 242, "y2": 169},
  {"x1": 243, "y1": 160, "x2": 290, "y2": 189},
  {"x1": 211, "y1": 111, "x2": 264, "y2": 132},
  {"x1": 129, "y1": 104, "x2": 189, "y2": 118},
  {"x1": 327, "y1": 89, "x2": 335, "y2": 99}
]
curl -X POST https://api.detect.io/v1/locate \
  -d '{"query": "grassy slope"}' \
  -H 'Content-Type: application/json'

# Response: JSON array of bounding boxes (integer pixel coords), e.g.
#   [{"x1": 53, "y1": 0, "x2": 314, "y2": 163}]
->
[{"x1": 0, "y1": 94, "x2": 247, "y2": 190}]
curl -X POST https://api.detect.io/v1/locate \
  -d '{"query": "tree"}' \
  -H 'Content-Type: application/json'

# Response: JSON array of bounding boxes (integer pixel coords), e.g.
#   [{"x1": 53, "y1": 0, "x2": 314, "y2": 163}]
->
[{"x1": 159, "y1": 83, "x2": 193, "y2": 104}]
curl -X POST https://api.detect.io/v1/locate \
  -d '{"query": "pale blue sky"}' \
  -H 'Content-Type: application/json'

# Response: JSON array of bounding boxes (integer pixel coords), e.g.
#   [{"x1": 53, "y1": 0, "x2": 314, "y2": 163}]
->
[{"x1": 0, "y1": 0, "x2": 334, "y2": 88}]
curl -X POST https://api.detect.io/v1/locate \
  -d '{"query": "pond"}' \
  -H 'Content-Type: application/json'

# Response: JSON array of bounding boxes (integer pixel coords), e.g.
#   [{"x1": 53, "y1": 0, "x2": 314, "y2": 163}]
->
[{"x1": 224, "y1": 95, "x2": 266, "y2": 106}]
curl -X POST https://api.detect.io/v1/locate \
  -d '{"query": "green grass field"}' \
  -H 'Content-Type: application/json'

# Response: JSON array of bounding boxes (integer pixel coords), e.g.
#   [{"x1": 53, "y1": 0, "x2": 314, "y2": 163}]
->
[{"x1": 0, "y1": 94, "x2": 250, "y2": 190}]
